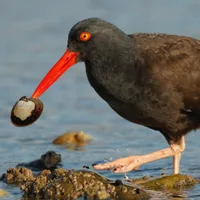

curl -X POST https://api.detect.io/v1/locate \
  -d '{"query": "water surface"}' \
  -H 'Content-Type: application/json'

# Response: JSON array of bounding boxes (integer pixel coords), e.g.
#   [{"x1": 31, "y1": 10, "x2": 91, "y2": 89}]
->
[{"x1": 1, "y1": 1, "x2": 200, "y2": 199}]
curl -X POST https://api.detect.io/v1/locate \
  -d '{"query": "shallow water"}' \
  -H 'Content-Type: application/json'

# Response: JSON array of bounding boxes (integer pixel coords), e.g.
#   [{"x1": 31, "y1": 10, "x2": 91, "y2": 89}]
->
[{"x1": 1, "y1": 0, "x2": 200, "y2": 199}]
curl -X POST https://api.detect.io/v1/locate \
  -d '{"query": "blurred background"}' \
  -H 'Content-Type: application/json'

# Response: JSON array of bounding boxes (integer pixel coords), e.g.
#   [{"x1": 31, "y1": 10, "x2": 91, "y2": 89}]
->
[{"x1": 1, "y1": 0, "x2": 200, "y2": 199}]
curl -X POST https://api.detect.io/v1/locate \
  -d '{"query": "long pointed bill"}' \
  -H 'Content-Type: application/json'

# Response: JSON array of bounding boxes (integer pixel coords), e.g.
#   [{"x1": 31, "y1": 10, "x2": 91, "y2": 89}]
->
[{"x1": 31, "y1": 50, "x2": 79, "y2": 99}]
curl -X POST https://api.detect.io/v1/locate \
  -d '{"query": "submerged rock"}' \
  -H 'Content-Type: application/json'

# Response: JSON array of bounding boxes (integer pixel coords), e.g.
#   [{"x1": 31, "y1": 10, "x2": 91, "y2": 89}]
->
[
  {"x1": 17, "y1": 151, "x2": 61, "y2": 171},
  {"x1": 53, "y1": 131, "x2": 92, "y2": 149}
]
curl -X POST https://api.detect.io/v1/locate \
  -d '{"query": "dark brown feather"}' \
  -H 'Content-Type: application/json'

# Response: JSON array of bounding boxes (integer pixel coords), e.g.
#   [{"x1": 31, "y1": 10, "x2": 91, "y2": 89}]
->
[
  {"x1": 129, "y1": 33, "x2": 200, "y2": 142},
  {"x1": 68, "y1": 18, "x2": 200, "y2": 145}
]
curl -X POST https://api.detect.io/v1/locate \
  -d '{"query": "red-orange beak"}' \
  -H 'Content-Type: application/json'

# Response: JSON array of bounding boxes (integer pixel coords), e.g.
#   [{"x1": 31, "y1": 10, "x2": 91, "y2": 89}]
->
[{"x1": 31, "y1": 50, "x2": 79, "y2": 99}]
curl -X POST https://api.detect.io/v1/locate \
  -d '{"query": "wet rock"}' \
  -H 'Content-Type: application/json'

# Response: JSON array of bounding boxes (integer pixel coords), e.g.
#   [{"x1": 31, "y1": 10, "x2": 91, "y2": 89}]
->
[
  {"x1": 21, "y1": 169, "x2": 150, "y2": 200},
  {"x1": 17, "y1": 151, "x2": 61, "y2": 171},
  {"x1": 131, "y1": 176, "x2": 150, "y2": 185},
  {"x1": 130, "y1": 174, "x2": 200, "y2": 199},
  {"x1": 21, "y1": 170, "x2": 51, "y2": 197},
  {"x1": 114, "y1": 179, "x2": 123, "y2": 186},
  {"x1": 82, "y1": 165, "x2": 90, "y2": 169},
  {"x1": 130, "y1": 174, "x2": 200, "y2": 194},
  {"x1": 0, "y1": 167, "x2": 35, "y2": 185},
  {"x1": 0, "y1": 189, "x2": 8, "y2": 197},
  {"x1": 141, "y1": 174, "x2": 199, "y2": 191},
  {"x1": 2, "y1": 164, "x2": 200, "y2": 200},
  {"x1": 53, "y1": 131, "x2": 92, "y2": 149},
  {"x1": 1, "y1": 150, "x2": 199, "y2": 200}
]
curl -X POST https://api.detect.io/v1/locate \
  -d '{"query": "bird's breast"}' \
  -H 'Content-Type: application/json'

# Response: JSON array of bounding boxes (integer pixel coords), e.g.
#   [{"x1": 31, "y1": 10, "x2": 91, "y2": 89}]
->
[
  {"x1": 84, "y1": 61, "x2": 181, "y2": 130},
  {"x1": 85, "y1": 61, "x2": 133, "y2": 103},
  {"x1": 84, "y1": 61, "x2": 150, "y2": 122}
]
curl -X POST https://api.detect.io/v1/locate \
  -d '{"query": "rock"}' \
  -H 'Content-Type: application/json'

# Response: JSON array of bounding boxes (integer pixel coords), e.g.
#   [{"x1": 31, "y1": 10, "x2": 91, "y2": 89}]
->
[
  {"x1": 2, "y1": 165, "x2": 200, "y2": 200},
  {"x1": 0, "y1": 189, "x2": 8, "y2": 197},
  {"x1": 141, "y1": 174, "x2": 199, "y2": 191},
  {"x1": 129, "y1": 174, "x2": 200, "y2": 199},
  {"x1": 17, "y1": 151, "x2": 61, "y2": 171},
  {"x1": 1, "y1": 151, "x2": 199, "y2": 200},
  {"x1": 21, "y1": 169, "x2": 150, "y2": 200},
  {"x1": 53, "y1": 131, "x2": 92, "y2": 149},
  {"x1": 0, "y1": 167, "x2": 35, "y2": 185}
]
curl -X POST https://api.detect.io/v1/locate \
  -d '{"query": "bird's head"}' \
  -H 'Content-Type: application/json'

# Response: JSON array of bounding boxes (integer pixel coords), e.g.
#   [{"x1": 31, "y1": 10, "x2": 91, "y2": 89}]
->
[
  {"x1": 31, "y1": 18, "x2": 130, "y2": 99},
  {"x1": 67, "y1": 18, "x2": 126, "y2": 61}
]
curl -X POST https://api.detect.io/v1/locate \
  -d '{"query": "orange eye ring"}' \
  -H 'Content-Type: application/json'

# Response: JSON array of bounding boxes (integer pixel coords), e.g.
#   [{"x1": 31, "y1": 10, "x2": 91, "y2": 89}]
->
[{"x1": 79, "y1": 32, "x2": 91, "y2": 42}]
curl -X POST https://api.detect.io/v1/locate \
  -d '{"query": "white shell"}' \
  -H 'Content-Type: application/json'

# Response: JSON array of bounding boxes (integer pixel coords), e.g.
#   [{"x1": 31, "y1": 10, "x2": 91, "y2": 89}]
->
[{"x1": 13, "y1": 100, "x2": 35, "y2": 121}]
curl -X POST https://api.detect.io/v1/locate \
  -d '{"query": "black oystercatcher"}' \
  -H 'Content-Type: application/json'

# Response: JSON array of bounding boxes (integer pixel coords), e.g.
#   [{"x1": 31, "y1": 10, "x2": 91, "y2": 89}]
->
[{"x1": 31, "y1": 18, "x2": 200, "y2": 174}]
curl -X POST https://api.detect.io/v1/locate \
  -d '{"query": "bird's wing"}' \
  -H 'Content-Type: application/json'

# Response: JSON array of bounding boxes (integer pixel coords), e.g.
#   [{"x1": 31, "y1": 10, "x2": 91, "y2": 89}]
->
[{"x1": 129, "y1": 33, "x2": 200, "y2": 113}]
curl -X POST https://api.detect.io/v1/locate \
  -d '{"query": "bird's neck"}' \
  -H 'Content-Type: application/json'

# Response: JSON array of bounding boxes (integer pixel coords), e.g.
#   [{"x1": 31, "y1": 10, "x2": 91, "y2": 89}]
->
[
  {"x1": 86, "y1": 36, "x2": 139, "y2": 75},
  {"x1": 84, "y1": 37, "x2": 144, "y2": 101}
]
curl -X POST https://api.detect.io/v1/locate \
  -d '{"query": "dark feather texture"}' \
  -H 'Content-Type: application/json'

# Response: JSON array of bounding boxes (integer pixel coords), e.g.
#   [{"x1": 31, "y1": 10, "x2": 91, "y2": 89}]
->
[{"x1": 68, "y1": 18, "x2": 200, "y2": 144}]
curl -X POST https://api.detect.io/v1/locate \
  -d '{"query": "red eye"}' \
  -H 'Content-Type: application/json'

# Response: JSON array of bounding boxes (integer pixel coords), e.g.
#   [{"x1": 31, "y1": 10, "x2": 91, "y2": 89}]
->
[{"x1": 79, "y1": 32, "x2": 91, "y2": 42}]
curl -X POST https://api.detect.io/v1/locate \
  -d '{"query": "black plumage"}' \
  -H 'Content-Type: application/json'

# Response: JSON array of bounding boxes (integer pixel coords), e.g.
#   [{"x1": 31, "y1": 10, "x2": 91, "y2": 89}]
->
[
  {"x1": 32, "y1": 18, "x2": 200, "y2": 174},
  {"x1": 69, "y1": 19, "x2": 200, "y2": 145}
]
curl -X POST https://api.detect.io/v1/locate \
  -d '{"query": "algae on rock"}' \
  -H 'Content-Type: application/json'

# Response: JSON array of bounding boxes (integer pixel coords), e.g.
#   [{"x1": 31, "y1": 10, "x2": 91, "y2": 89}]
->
[{"x1": 141, "y1": 174, "x2": 199, "y2": 191}]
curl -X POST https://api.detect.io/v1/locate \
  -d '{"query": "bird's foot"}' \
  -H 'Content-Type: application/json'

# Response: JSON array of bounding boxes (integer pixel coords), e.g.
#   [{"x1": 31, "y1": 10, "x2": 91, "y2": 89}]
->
[
  {"x1": 93, "y1": 137, "x2": 186, "y2": 174},
  {"x1": 93, "y1": 156, "x2": 141, "y2": 173}
]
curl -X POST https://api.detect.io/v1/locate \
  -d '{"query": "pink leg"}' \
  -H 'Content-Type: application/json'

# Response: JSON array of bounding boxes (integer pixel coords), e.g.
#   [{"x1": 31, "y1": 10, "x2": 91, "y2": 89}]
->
[
  {"x1": 93, "y1": 137, "x2": 185, "y2": 174},
  {"x1": 173, "y1": 153, "x2": 181, "y2": 174}
]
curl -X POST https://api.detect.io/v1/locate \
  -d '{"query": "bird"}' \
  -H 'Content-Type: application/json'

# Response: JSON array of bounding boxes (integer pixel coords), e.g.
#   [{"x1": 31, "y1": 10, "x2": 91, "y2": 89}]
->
[{"x1": 31, "y1": 18, "x2": 200, "y2": 174}]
